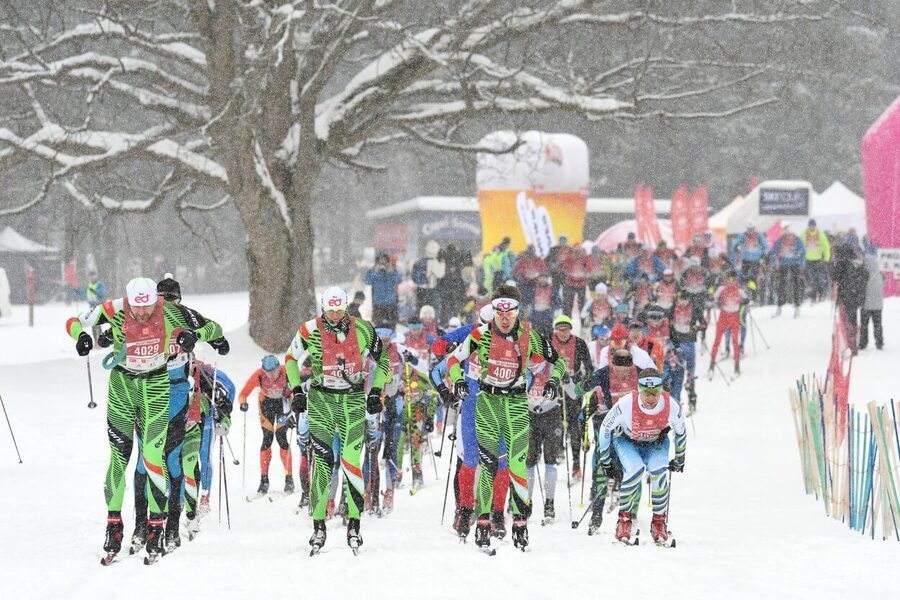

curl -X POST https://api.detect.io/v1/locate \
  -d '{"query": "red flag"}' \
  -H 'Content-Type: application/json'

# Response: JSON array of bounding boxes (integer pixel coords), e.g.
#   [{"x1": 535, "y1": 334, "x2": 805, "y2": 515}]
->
[
  {"x1": 828, "y1": 306, "x2": 853, "y2": 440},
  {"x1": 634, "y1": 185, "x2": 661, "y2": 247},
  {"x1": 670, "y1": 185, "x2": 691, "y2": 250},
  {"x1": 688, "y1": 186, "x2": 709, "y2": 238}
]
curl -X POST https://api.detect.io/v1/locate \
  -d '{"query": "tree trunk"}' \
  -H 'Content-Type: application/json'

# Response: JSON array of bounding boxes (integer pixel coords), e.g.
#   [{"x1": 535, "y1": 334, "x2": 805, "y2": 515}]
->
[{"x1": 230, "y1": 141, "x2": 319, "y2": 352}]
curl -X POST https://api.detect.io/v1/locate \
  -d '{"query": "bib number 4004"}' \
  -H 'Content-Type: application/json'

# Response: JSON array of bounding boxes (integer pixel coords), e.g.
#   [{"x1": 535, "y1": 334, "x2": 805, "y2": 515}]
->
[{"x1": 491, "y1": 366, "x2": 515, "y2": 381}]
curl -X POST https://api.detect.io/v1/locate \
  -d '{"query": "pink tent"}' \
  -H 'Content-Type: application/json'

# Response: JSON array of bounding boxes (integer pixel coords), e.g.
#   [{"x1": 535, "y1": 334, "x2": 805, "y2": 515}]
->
[
  {"x1": 594, "y1": 219, "x2": 674, "y2": 251},
  {"x1": 861, "y1": 95, "x2": 900, "y2": 297}
]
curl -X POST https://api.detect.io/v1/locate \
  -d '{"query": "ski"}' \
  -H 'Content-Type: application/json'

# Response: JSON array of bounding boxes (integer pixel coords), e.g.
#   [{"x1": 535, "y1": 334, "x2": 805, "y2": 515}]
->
[
  {"x1": 246, "y1": 492, "x2": 267, "y2": 502},
  {"x1": 143, "y1": 552, "x2": 161, "y2": 565},
  {"x1": 655, "y1": 537, "x2": 677, "y2": 548},
  {"x1": 309, "y1": 544, "x2": 324, "y2": 557},
  {"x1": 540, "y1": 518, "x2": 554, "y2": 526},
  {"x1": 349, "y1": 540, "x2": 361, "y2": 556},
  {"x1": 615, "y1": 528, "x2": 640, "y2": 546},
  {"x1": 478, "y1": 546, "x2": 497, "y2": 556},
  {"x1": 100, "y1": 552, "x2": 118, "y2": 566}
]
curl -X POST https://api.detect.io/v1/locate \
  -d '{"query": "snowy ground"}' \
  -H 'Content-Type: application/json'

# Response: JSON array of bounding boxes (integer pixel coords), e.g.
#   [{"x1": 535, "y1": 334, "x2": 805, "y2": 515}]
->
[{"x1": 1, "y1": 295, "x2": 899, "y2": 599}]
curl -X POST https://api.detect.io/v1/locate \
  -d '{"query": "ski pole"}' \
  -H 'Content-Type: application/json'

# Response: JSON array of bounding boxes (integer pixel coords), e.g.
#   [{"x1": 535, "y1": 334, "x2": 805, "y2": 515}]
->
[
  {"x1": 434, "y1": 402, "x2": 451, "y2": 458},
  {"x1": 572, "y1": 487, "x2": 604, "y2": 530},
  {"x1": 0, "y1": 393, "x2": 23, "y2": 463},
  {"x1": 750, "y1": 312, "x2": 771, "y2": 349},
  {"x1": 224, "y1": 435, "x2": 240, "y2": 465},
  {"x1": 560, "y1": 394, "x2": 575, "y2": 527},
  {"x1": 220, "y1": 437, "x2": 231, "y2": 529},
  {"x1": 535, "y1": 459, "x2": 545, "y2": 504},
  {"x1": 86, "y1": 357, "x2": 97, "y2": 409},
  {"x1": 439, "y1": 429, "x2": 457, "y2": 526},
  {"x1": 426, "y1": 432, "x2": 439, "y2": 481},
  {"x1": 218, "y1": 433, "x2": 223, "y2": 524},
  {"x1": 242, "y1": 410, "x2": 247, "y2": 491}
]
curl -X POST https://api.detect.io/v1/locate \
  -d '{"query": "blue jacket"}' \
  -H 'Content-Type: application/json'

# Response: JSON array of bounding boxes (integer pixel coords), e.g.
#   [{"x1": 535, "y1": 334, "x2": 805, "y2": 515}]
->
[
  {"x1": 625, "y1": 254, "x2": 666, "y2": 283},
  {"x1": 770, "y1": 235, "x2": 806, "y2": 268},
  {"x1": 734, "y1": 231, "x2": 768, "y2": 263},
  {"x1": 365, "y1": 267, "x2": 403, "y2": 306}
]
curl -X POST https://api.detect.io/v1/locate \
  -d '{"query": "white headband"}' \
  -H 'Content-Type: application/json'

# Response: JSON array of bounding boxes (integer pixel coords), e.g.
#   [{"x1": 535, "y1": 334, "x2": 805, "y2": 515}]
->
[{"x1": 491, "y1": 298, "x2": 519, "y2": 312}]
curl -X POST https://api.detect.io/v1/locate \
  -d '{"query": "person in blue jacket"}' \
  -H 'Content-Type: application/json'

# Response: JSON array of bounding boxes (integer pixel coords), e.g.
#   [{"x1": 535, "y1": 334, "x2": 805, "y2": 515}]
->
[
  {"x1": 769, "y1": 226, "x2": 806, "y2": 317},
  {"x1": 732, "y1": 223, "x2": 768, "y2": 302}
]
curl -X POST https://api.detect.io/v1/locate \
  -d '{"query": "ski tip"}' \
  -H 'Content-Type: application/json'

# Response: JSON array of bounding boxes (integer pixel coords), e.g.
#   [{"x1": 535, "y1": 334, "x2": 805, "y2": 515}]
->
[{"x1": 570, "y1": 521, "x2": 578, "y2": 529}]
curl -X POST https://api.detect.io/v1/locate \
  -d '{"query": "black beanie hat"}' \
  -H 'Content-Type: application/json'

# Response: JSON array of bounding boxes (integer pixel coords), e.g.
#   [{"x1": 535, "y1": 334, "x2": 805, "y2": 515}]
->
[{"x1": 157, "y1": 273, "x2": 181, "y2": 301}]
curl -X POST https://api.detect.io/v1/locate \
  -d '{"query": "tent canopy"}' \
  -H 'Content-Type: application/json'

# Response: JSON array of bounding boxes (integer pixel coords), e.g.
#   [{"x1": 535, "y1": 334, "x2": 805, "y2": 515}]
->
[
  {"x1": 594, "y1": 219, "x2": 674, "y2": 251},
  {"x1": 0, "y1": 226, "x2": 58, "y2": 253}
]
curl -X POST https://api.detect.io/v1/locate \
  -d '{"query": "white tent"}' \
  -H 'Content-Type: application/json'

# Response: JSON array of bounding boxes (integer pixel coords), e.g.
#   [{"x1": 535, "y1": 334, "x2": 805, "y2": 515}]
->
[
  {"x1": 795, "y1": 181, "x2": 867, "y2": 235},
  {"x1": 0, "y1": 226, "x2": 58, "y2": 253}
]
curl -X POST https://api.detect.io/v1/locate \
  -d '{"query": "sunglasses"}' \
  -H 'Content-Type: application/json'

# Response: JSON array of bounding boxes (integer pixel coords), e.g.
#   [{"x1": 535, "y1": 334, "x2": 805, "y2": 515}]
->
[
  {"x1": 639, "y1": 385, "x2": 663, "y2": 395},
  {"x1": 638, "y1": 376, "x2": 663, "y2": 388}
]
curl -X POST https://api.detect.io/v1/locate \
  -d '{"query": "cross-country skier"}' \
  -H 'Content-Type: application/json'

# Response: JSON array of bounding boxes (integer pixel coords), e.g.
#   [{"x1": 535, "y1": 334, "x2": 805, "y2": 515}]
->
[
  {"x1": 67, "y1": 277, "x2": 223, "y2": 565},
  {"x1": 549, "y1": 314, "x2": 592, "y2": 480},
  {"x1": 708, "y1": 269, "x2": 749, "y2": 378},
  {"x1": 597, "y1": 367, "x2": 686, "y2": 546},
  {"x1": 238, "y1": 355, "x2": 295, "y2": 495},
  {"x1": 285, "y1": 287, "x2": 391, "y2": 555},
  {"x1": 447, "y1": 284, "x2": 567, "y2": 552}
]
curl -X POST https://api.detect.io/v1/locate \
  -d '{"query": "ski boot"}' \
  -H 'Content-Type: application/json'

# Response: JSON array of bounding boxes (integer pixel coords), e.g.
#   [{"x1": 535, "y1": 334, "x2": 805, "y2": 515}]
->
[
  {"x1": 100, "y1": 513, "x2": 124, "y2": 566},
  {"x1": 411, "y1": 466, "x2": 424, "y2": 493},
  {"x1": 198, "y1": 493, "x2": 211, "y2": 518},
  {"x1": 347, "y1": 518, "x2": 363, "y2": 555},
  {"x1": 164, "y1": 522, "x2": 181, "y2": 555},
  {"x1": 309, "y1": 519, "x2": 327, "y2": 556},
  {"x1": 144, "y1": 516, "x2": 165, "y2": 564},
  {"x1": 284, "y1": 474, "x2": 295, "y2": 494},
  {"x1": 543, "y1": 499, "x2": 555, "y2": 523},
  {"x1": 474, "y1": 516, "x2": 494, "y2": 555},
  {"x1": 454, "y1": 507, "x2": 474, "y2": 539},
  {"x1": 511, "y1": 517, "x2": 529, "y2": 551},
  {"x1": 382, "y1": 489, "x2": 394, "y2": 514},
  {"x1": 734, "y1": 362, "x2": 741, "y2": 376},
  {"x1": 128, "y1": 518, "x2": 147, "y2": 555},
  {"x1": 651, "y1": 513, "x2": 672, "y2": 546},
  {"x1": 298, "y1": 491, "x2": 310, "y2": 508},
  {"x1": 587, "y1": 510, "x2": 603, "y2": 536},
  {"x1": 490, "y1": 510, "x2": 506, "y2": 539},
  {"x1": 185, "y1": 515, "x2": 201, "y2": 541},
  {"x1": 614, "y1": 511, "x2": 637, "y2": 545},
  {"x1": 257, "y1": 475, "x2": 270, "y2": 495}
]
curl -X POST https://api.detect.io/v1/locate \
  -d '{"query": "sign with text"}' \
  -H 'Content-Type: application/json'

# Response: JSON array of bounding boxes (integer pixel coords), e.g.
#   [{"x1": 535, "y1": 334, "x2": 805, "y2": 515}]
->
[
  {"x1": 877, "y1": 248, "x2": 900, "y2": 276},
  {"x1": 758, "y1": 187, "x2": 809, "y2": 216}
]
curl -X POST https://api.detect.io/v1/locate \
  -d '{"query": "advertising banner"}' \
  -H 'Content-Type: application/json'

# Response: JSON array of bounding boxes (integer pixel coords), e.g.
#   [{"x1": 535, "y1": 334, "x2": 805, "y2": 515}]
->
[{"x1": 670, "y1": 184, "x2": 691, "y2": 249}]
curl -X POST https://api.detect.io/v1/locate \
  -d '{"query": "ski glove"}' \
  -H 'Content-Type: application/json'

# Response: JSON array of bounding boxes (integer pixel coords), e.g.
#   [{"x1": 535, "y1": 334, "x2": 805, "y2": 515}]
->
[
  {"x1": 453, "y1": 379, "x2": 469, "y2": 401},
  {"x1": 177, "y1": 329, "x2": 198, "y2": 353},
  {"x1": 76, "y1": 332, "x2": 93, "y2": 356},
  {"x1": 424, "y1": 418, "x2": 434, "y2": 434},
  {"x1": 437, "y1": 384, "x2": 453, "y2": 406},
  {"x1": 669, "y1": 457, "x2": 685, "y2": 472},
  {"x1": 366, "y1": 388, "x2": 383, "y2": 415},
  {"x1": 97, "y1": 330, "x2": 113, "y2": 348},
  {"x1": 210, "y1": 337, "x2": 230, "y2": 355},
  {"x1": 239, "y1": 402, "x2": 249, "y2": 412},
  {"x1": 402, "y1": 350, "x2": 419, "y2": 366},
  {"x1": 291, "y1": 387, "x2": 307, "y2": 414},
  {"x1": 542, "y1": 379, "x2": 560, "y2": 402}
]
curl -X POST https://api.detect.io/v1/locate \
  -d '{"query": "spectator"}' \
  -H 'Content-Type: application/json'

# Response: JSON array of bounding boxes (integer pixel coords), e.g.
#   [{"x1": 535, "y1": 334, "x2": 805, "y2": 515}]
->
[
  {"x1": 546, "y1": 235, "x2": 571, "y2": 310},
  {"x1": 482, "y1": 237, "x2": 514, "y2": 295},
  {"x1": 365, "y1": 251, "x2": 403, "y2": 327},
  {"x1": 803, "y1": 218, "x2": 831, "y2": 303},
  {"x1": 831, "y1": 242, "x2": 868, "y2": 354},
  {"x1": 860, "y1": 236, "x2": 884, "y2": 351},
  {"x1": 436, "y1": 243, "x2": 468, "y2": 321},
  {"x1": 347, "y1": 290, "x2": 365, "y2": 318},
  {"x1": 414, "y1": 240, "x2": 446, "y2": 316},
  {"x1": 585, "y1": 246, "x2": 612, "y2": 290}
]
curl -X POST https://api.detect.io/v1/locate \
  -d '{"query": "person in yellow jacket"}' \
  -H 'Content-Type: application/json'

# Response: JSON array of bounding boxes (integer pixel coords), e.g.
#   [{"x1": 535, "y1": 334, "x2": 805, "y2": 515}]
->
[{"x1": 803, "y1": 218, "x2": 831, "y2": 303}]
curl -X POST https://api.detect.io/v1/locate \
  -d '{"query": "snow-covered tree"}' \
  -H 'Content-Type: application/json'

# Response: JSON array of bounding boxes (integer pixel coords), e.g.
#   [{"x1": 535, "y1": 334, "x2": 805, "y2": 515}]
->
[{"x1": 0, "y1": 0, "x2": 841, "y2": 349}]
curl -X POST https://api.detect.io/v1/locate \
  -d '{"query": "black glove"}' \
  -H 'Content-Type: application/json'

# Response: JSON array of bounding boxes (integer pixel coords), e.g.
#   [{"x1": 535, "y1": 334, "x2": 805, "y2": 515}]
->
[
  {"x1": 285, "y1": 413, "x2": 297, "y2": 429},
  {"x1": 437, "y1": 384, "x2": 453, "y2": 406},
  {"x1": 542, "y1": 379, "x2": 560, "y2": 402},
  {"x1": 97, "y1": 330, "x2": 113, "y2": 348},
  {"x1": 291, "y1": 387, "x2": 307, "y2": 413},
  {"x1": 602, "y1": 461, "x2": 623, "y2": 481},
  {"x1": 669, "y1": 457, "x2": 685, "y2": 472},
  {"x1": 424, "y1": 418, "x2": 434, "y2": 433},
  {"x1": 402, "y1": 350, "x2": 419, "y2": 366},
  {"x1": 240, "y1": 402, "x2": 249, "y2": 412},
  {"x1": 210, "y1": 337, "x2": 230, "y2": 355},
  {"x1": 366, "y1": 388, "x2": 383, "y2": 415},
  {"x1": 177, "y1": 329, "x2": 198, "y2": 353},
  {"x1": 76, "y1": 331, "x2": 93, "y2": 356},
  {"x1": 453, "y1": 379, "x2": 469, "y2": 401}
]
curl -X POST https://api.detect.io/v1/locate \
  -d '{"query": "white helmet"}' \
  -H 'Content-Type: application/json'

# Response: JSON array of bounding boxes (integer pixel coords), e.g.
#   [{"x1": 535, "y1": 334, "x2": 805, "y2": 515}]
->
[
  {"x1": 321, "y1": 286, "x2": 348, "y2": 311},
  {"x1": 447, "y1": 317, "x2": 462, "y2": 330},
  {"x1": 594, "y1": 282, "x2": 608, "y2": 295},
  {"x1": 479, "y1": 304, "x2": 494, "y2": 324},
  {"x1": 126, "y1": 277, "x2": 158, "y2": 306},
  {"x1": 419, "y1": 305, "x2": 436, "y2": 320}
]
